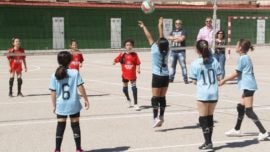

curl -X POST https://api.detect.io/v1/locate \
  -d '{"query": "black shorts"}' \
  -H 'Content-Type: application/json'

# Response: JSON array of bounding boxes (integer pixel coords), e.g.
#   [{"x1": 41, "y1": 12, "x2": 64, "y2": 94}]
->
[
  {"x1": 122, "y1": 77, "x2": 136, "y2": 83},
  {"x1": 242, "y1": 89, "x2": 255, "y2": 97},
  {"x1": 152, "y1": 74, "x2": 169, "y2": 88},
  {"x1": 57, "y1": 112, "x2": 80, "y2": 119},
  {"x1": 198, "y1": 100, "x2": 218, "y2": 103}
]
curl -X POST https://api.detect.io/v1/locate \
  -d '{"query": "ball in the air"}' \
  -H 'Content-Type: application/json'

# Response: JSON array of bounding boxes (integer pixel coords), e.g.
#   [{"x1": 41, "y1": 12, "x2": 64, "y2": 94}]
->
[{"x1": 141, "y1": 0, "x2": 155, "y2": 14}]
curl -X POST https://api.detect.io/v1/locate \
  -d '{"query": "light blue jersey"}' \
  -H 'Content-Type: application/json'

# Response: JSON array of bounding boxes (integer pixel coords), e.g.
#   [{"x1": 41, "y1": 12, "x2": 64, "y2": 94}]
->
[
  {"x1": 151, "y1": 43, "x2": 169, "y2": 76},
  {"x1": 189, "y1": 57, "x2": 221, "y2": 101},
  {"x1": 49, "y1": 69, "x2": 84, "y2": 115},
  {"x1": 236, "y1": 54, "x2": 257, "y2": 91}
]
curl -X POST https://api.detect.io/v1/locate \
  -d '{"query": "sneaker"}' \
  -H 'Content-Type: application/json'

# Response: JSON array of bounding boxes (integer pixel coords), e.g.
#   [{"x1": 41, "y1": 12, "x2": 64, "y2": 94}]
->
[
  {"x1": 169, "y1": 79, "x2": 174, "y2": 83},
  {"x1": 257, "y1": 132, "x2": 269, "y2": 141},
  {"x1": 157, "y1": 116, "x2": 164, "y2": 127},
  {"x1": 224, "y1": 128, "x2": 241, "y2": 137},
  {"x1": 134, "y1": 104, "x2": 140, "y2": 111},
  {"x1": 126, "y1": 100, "x2": 132, "y2": 107},
  {"x1": 76, "y1": 149, "x2": 84, "y2": 152},
  {"x1": 184, "y1": 79, "x2": 189, "y2": 84},
  {"x1": 54, "y1": 150, "x2": 60, "y2": 152},
  {"x1": 17, "y1": 92, "x2": 24, "y2": 97},
  {"x1": 198, "y1": 143, "x2": 213, "y2": 151},
  {"x1": 152, "y1": 118, "x2": 162, "y2": 128}
]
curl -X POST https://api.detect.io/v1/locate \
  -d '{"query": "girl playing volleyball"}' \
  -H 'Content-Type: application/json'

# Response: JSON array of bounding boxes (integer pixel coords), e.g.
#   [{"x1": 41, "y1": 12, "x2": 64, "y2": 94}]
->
[
  {"x1": 138, "y1": 17, "x2": 169, "y2": 128},
  {"x1": 7, "y1": 37, "x2": 27, "y2": 97},
  {"x1": 220, "y1": 39, "x2": 269, "y2": 141},
  {"x1": 69, "y1": 39, "x2": 84, "y2": 71},
  {"x1": 50, "y1": 51, "x2": 89, "y2": 152},
  {"x1": 189, "y1": 40, "x2": 221, "y2": 151},
  {"x1": 113, "y1": 39, "x2": 141, "y2": 110}
]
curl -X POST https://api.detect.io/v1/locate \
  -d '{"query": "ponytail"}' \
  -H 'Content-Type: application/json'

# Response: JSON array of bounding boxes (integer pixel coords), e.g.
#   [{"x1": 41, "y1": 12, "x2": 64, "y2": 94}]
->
[
  {"x1": 55, "y1": 66, "x2": 68, "y2": 80},
  {"x1": 238, "y1": 39, "x2": 254, "y2": 53},
  {"x1": 158, "y1": 38, "x2": 169, "y2": 73},
  {"x1": 55, "y1": 51, "x2": 72, "y2": 80},
  {"x1": 196, "y1": 40, "x2": 211, "y2": 64}
]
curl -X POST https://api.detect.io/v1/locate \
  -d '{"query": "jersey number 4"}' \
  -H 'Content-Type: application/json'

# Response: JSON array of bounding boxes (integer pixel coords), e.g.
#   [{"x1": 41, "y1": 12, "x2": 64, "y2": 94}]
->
[
  {"x1": 62, "y1": 84, "x2": 70, "y2": 100},
  {"x1": 201, "y1": 69, "x2": 216, "y2": 85}
]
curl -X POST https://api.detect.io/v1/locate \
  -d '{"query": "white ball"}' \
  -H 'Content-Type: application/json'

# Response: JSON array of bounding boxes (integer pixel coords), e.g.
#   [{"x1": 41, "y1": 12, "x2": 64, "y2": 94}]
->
[{"x1": 141, "y1": 0, "x2": 155, "y2": 14}]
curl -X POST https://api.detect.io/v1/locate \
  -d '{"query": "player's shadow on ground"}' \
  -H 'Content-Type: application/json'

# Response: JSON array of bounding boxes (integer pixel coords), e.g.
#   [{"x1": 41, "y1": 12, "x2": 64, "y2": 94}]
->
[
  {"x1": 24, "y1": 93, "x2": 50, "y2": 97},
  {"x1": 85, "y1": 146, "x2": 130, "y2": 152},
  {"x1": 24, "y1": 93, "x2": 110, "y2": 97},
  {"x1": 139, "y1": 105, "x2": 170, "y2": 110},
  {"x1": 156, "y1": 124, "x2": 200, "y2": 132},
  {"x1": 214, "y1": 139, "x2": 259, "y2": 150},
  {"x1": 156, "y1": 121, "x2": 218, "y2": 132}
]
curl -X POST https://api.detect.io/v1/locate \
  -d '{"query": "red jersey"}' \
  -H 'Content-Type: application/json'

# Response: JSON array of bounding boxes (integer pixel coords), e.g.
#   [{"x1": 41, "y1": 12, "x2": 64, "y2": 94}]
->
[
  {"x1": 114, "y1": 52, "x2": 141, "y2": 80},
  {"x1": 7, "y1": 47, "x2": 26, "y2": 73},
  {"x1": 69, "y1": 51, "x2": 84, "y2": 71}
]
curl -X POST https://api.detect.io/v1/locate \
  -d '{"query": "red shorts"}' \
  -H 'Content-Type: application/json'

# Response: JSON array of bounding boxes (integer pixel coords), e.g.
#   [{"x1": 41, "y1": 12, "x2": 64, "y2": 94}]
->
[{"x1": 10, "y1": 64, "x2": 23, "y2": 74}]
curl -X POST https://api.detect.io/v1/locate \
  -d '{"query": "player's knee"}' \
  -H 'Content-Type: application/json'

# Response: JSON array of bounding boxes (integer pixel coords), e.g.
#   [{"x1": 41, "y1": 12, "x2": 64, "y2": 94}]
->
[
  {"x1": 122, "y1": 86, "x2": 128, "y2": 93},
  {"x1": 237, "y1": 104, "x2": 245, "y2": 115},
  {"x1": 151, "y1": 96, "x2": 159, "y2": 109},
  {"x1": 245, "y1": 107, "x2": 258, "y2": 120},
  {"x1": 159, "y1": 96, "x2": 166, "y2": 108},
  {"x1": 199, "y1": 116, "x2": 208, "y2": 128},
  {"x1": 131, "y1": 85, "x2": 137, "y2": 92}
]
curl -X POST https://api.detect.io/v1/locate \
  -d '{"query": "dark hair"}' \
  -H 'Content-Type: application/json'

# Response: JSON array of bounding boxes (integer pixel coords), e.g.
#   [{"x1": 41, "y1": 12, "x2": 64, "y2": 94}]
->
[
  {"x1": 55, "y1": 51, "x2": 72, "y2": 80},
  {"x1": 11, "y1": 37, "x2": 20, "y2": 47},
  {"x1": 157, "y1": 37, "x2": 169, "y2": 72},
  {"x1": 238, "y1": 39, "x2": 254, "y2": 53},
  {"x1": 123, "y1": 38, "x2": 134, "y2": 47},
  {"x1": 215, "y1": 30, "x2": 226, "y2": 39},
  {"x1": 70, "y1": 39, "x2": 77, "y2": 46},
  {"x1": 196, "y1": 40, "x2": 211, "y2": 64}
]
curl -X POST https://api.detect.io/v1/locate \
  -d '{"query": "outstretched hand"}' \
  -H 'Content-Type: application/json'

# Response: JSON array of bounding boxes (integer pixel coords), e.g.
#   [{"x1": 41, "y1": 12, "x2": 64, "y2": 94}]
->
[
  {"x1": 219, "y1": 79, "x2": 226, "y2": 86},
  {"x1": 138, "y1": 21, "x2": 145, "y2": 28},
  {"x1": 158, "y1": 17, "x2": 163, "y2": 26}
]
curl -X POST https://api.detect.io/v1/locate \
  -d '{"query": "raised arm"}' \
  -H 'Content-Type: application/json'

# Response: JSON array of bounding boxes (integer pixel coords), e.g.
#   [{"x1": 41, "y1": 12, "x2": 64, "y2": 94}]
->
[
  {"x1": 158, "y1": 17, "x2": 164, "y2": 38},
  {"x1": 138, "y1": 21, "x2": 154, "y2": 46}
]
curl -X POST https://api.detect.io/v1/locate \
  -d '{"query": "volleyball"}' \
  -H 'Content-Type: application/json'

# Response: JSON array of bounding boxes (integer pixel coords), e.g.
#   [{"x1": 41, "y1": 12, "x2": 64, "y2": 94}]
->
[{"x1": 141, "y1": 0, "x2": 155, "y2": 14}]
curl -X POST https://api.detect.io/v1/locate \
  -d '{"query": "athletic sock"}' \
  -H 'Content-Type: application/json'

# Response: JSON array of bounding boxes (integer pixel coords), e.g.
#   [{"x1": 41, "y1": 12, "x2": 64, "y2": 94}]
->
[
  {"x1": 56, "y1": 122, "x2": 66, "y2": 151},
  {"x1": 131, "y1": 85, "x2": 138, "y2": 105},
  {"x1": 71, "y1": 122, "x2": 81, "y2": 150},
  {"x1": 122, "y1": 86, "x2": 130, "y2": 101}
]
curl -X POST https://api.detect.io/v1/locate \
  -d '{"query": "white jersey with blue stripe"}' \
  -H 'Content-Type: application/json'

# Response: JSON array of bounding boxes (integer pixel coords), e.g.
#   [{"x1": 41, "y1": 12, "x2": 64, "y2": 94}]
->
[
  {"x1": 189, "y1": 57, "x2": 221, "y2": 101},
  {"x1": 49, "y1": 69, "x2": 84, "y2": 115},
  {"x1": 151, "y1": 43, "x2": 169, "y2": 76},
  {"x1": 236, "y1": 54, "x2": 257, "y2": 91}
]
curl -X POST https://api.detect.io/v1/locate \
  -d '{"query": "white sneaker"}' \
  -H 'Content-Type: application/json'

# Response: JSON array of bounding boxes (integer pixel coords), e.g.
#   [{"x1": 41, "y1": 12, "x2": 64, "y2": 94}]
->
[
  {"x1": 126, "y1": 100, "x2": 132, "y2": 108},
  {"x1": 134, "y1": 104, "x2": 140, "y2": 111},
  {"x1": 257, "y1": 132, "x2": 269, "y2": 141},
  {"x1": 225, "y1": 128, "x2": 241, "y2": 137},
  {"x1": 157, "y1": 116, "x2": 164, "y2": 127},
  {"x1": 152, "y1": 118, "x2": 162, "y2": 128}
]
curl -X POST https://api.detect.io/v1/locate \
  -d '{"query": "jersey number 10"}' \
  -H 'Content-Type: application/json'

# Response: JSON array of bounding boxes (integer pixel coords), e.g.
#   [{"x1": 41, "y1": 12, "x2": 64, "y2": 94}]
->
[{"x1": 201, "y1": 69, "x2": 216, "y2": 85}]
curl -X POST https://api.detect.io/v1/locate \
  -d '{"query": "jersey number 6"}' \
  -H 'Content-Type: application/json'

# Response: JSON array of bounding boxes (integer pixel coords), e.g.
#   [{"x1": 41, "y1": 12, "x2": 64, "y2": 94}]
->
[{"x1": 62, "y1": 84, "x2": 70, "y2": 100}]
